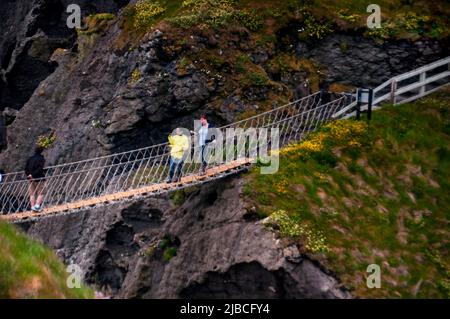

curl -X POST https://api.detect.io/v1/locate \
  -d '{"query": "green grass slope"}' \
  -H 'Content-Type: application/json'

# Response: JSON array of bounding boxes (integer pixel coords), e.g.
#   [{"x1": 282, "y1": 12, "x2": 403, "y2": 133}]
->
[
  {"x1": 116, "y1": 0, "x2": 450, "y2": 41},
  {"x1": 243, "y1": 88, "x2": 450, "y2": 298},
  {"x1": 0, "y1": 222, "x2": 93, "y2": 299}
]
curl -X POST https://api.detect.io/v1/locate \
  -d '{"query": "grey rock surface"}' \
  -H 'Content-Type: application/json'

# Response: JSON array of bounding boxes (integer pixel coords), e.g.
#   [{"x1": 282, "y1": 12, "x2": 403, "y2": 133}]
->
[
  {"x1": 24, "y1": 176, "x2": 350, "y2": 299},
  {"x1": 301, "y1": 34, "x2": 447, "y2": 87},
  {"x1": 2, "y1": 1, "x2": 448, "y2": 300}
]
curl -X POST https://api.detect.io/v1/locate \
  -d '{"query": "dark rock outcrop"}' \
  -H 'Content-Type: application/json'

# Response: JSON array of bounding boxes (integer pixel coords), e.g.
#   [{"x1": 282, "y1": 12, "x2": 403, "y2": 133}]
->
[
  {"x1": 300, "y1": 35, "x2": 448, "y2": 87},
  {"x1": 0, "y1": 0, "x2": 128, "y2": 111},
  {"x1": 24, "y1": 176, "x2": 350, "y2": 299}
]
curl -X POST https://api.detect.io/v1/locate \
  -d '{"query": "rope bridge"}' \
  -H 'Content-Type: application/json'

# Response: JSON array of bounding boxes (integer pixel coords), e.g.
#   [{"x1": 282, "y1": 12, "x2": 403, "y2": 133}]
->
[
  {"x1": 0, "y1": 91, "x2": 354, "y2": 223},
  {"x1": 2, "y1": 54, "x2": 449, "y2": 224}
]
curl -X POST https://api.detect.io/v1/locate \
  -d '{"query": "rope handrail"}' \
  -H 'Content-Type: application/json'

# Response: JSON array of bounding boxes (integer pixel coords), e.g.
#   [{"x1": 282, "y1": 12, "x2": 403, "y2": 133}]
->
[
  {"x1": 2, "y1": 92, "x2": 324, "y2": 180},
  {"x1": 1, "y1": 90, "x2": 352, "y2": 218},
  {"x1": 1, "y1": 56, "x2": 448, "y2": 221}
]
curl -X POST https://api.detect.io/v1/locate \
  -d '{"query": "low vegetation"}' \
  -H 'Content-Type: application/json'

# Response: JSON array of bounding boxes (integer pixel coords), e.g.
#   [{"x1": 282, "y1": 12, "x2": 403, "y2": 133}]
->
[
  {"x1": 243, "y1": 89, "x2": 450, "y2": 298},
  {"x1": 37, "y1": 131, "x2": 57, "y2": 149},
  {"x1": 77, "y1": 13, "x2": 115, "y2": 36},
  {"x1": 143, "y1": 235, "x2": 180, "y2": 262},
  {"x1": 0, "y1": 222, "x2": 93, "y2": 298},
  {"x1": 129, "y1": 68, "x2": 142, "y2": 85},
  {"x1": 134, "y1": 0, "x2": 167, "y2": 30},
  {"x1": 118, "y1": 0, "x2": 450, "y2": 41}
]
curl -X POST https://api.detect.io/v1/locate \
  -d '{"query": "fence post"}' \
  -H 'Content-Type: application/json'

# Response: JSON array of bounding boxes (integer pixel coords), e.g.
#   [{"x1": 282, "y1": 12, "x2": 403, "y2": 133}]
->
[
  {"x1": 419, "y1": 71, "x2": 426, "y2": 97},
  {"x1": 356, "y1": 89, "x2": 361, "y2": 120},
  {"x1": 390, "y1": 79, "x2": 397, "y2": 105}
]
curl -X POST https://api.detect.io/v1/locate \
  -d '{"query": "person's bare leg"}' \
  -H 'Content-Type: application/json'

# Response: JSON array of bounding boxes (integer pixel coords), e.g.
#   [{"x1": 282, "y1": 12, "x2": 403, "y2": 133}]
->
[
  {"x1": 36, "y1": 196, "x2": 44, "y2": 207},
  {"x1": 36, "y1": 182, "x2": 44, "y2": 207},
  {"x1": 29, "y1": 182, "x2": 36, "y2": 208},
  {"x1": 29, "y1": 196, "x2": 36, "y2": 208}
]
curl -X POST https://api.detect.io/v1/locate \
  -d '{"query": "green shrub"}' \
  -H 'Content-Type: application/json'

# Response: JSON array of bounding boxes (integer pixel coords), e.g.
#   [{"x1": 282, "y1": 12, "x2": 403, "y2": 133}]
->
[
  {"x1": 129, "y1": 68, "x2": 141, "y2": 85},
  {"x1": 338, "y1": 10, "x2": 360, "y2": 24},
  {"x1": 134, "y1": 0, "x2": 166, "y2": 30},
  {"x1": 143, "y1": 242, "x2": 157, "y2": 257},
  {"x1": 159, "y1": 235, "x2": 180, "y2": 262},
  {"x1": 366, "y1": 22, "x2": 396, "y2": 40},
  {"x1": 170, "y1": 0, "x2": 264, "y2": 31},
  {"x1": 436, "y1": 147, "x2": 450, "y2": 162},
  {"x1": 281, "y1": 119, "x2": 370, "y2": 164},
  {"x1": 77, "y1": 13, "x2": 116, "y2": 36},
  {"x1": 403, "y1": 13, "x2": 430, "y2": 34},
  {"x1": 311, "y1": 150, "x2": 338, "y2": 168},
  {"x1": 178, "y1": 56, "x2": 191, "y2": 69},
  {"x1": 266, "y1": 210, "x2": 329, "y2": 253},
  {"x1": 235, "y1": 54, "x2": 250, "y2": 73},
  {"x1": 170, "y1": 0, "x2": 235, "y2": 29},
  {"x1": 301, "y1": 13, "x2": 333, "y2": 40},
  {"x1": 168, "y1": 14, "x2": 200, "y2": 29},
  {"x1": 236, "y1": 9, "x2": 264, "y2": 31},
  {"x1": 268, "y1": 55, "x2": 291, "y2": 74},
  {"x1": 438, "y1": 279, "x2": 450, "y2": 298},
  {"x1": 243, "y1": 71, "x2": 269, "y2": 87},
  {"x1": 181, "y1": 0, "x2": 199, "y2": 7},
  {"x1": 37, "y1": 132, "x2": 57, "y2": 149},
  {"x1": 163, "y1": 247, "x2": 178, "y2": 261},
  {"x1": 169, "y1": 190, "x2": 186, "y2": 206},
  {"x1": 89, "y1": 13, "x2": 115, "y2": 24},
  {"x1": 208, "y1": 55, "x2": 225, "y2": 68}
]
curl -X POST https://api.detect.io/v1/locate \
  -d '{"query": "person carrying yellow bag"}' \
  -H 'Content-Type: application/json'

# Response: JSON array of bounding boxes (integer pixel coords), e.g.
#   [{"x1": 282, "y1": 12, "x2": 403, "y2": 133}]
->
[{"x1": 166, "y1": 128, "x2": 190, "y2": 183}]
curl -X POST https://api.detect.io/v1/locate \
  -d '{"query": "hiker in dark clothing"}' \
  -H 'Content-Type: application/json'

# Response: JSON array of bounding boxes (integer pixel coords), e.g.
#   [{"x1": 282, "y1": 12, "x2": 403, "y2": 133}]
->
[{"x1": 25, "y1": 146, "x2": 46, "y2": 212}]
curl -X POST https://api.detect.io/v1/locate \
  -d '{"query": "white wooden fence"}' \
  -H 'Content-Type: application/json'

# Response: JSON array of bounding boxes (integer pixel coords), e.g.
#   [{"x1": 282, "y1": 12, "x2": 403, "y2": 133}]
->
[{"x1": 333, "y1": 56, "x2": 450, "y2": 119}]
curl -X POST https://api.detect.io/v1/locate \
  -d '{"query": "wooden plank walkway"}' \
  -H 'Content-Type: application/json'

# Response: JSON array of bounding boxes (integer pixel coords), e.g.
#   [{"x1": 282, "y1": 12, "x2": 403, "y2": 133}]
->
[{"x1": 0, "y1": 158, "x2": 252, "y2": 223}]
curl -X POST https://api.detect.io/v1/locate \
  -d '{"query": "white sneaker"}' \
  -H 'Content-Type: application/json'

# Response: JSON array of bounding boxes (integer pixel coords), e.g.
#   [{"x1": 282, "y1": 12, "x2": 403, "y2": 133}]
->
[{"x1": 32, "y1": 204, "x2": 42, "y2": 212}]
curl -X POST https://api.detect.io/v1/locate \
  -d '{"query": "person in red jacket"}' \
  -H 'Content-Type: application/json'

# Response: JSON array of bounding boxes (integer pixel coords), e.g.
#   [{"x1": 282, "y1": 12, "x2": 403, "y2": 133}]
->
[{"x1": 25, "y1": 146, "x2": 46, "y2": 212}]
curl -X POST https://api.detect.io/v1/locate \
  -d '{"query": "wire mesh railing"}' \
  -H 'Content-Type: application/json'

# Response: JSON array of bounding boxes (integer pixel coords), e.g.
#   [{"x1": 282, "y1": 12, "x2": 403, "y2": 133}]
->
[{"x1": 0, "y1": 90, "x2": 355, "y2": 218}]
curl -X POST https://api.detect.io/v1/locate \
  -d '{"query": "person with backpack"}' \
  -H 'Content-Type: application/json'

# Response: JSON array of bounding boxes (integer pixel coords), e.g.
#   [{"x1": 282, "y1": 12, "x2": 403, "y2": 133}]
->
[
  {"x1": 191, "y1": 115, "x2": 216, "y2": 174},
  {"x1": 25, "y1": 146, "x2": 46, "y2": 212},
  {"x1": 166, "y1": 128, "x2": 190, "y2": 183}
]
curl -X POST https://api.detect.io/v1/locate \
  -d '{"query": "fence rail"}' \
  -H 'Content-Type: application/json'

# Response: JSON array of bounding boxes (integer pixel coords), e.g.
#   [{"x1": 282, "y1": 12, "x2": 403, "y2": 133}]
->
[{"x1": 333, "y1": 56, "x2": 450, "y2": 119}]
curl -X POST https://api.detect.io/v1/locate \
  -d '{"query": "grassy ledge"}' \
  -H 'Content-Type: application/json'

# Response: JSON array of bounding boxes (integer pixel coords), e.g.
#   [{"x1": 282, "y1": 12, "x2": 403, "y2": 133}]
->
[
  {"x1": 243, "y1": 88, "x2": 450, "y2": 298},
  {"x1": 0, "y1": 222, "x2": 93, "y2": 299}
]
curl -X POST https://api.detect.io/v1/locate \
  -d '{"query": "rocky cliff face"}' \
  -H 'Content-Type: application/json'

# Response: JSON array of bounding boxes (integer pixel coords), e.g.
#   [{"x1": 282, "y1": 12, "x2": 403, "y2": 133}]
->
[
  {"x1": 0, "y1": 0, "x2": 128, "y2": 110},
  {"x1": 23, "y1": 176, "x2": 350, "y2": 298},
  {"x1": 299, "y1": 35, "x2": 446, "y2": 88},
  {"x1": 0, "y1": 0, "x2": 448, "y2": 170},
  {"x1": 1, "y1": 0, "x2": 448, "y2": 299}
]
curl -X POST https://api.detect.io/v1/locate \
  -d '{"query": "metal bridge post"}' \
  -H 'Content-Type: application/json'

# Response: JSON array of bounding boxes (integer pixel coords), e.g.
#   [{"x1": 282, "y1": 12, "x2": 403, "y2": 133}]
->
[{"x1": 367, "y1": 88, "x2": 373, "y2": 121}]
